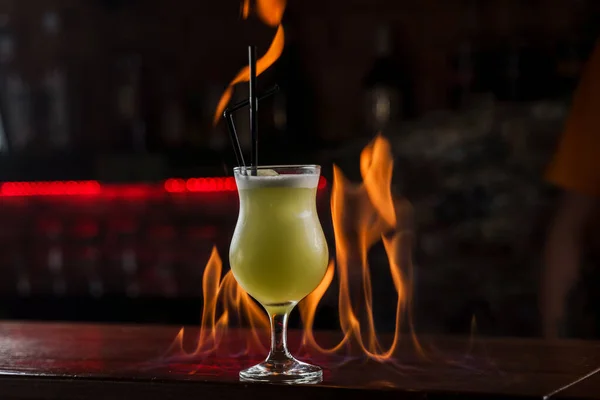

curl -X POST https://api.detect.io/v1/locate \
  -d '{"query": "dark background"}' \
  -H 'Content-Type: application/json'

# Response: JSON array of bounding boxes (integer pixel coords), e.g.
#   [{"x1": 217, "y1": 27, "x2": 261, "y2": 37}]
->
[{"x1": 0, "y1": 0, "x2": 598, "y2": 338}]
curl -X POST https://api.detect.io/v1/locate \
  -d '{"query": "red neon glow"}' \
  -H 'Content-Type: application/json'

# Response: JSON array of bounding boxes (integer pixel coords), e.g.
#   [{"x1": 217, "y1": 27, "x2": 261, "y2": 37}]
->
[
  {"x1": 0, "y1": 181, "x2": 102, "y2": 197},
  {"x1": 0, "y1": 177, "x2": 328, "y2": 198},
  {"x1": 164, "y1": 177, "x2": 237, "y2": 194},
  {"x1": 164, "y1": 176, "x2": 328, "y2": 193}
]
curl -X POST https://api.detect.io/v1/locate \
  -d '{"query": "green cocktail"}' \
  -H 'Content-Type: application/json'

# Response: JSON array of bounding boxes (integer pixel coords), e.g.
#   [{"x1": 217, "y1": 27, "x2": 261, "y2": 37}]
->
[
  {"x1": 230, "y1": 165, "x2": 328, "y2": 383},
  {"x1": 230, "y1": 174, "x2": 328, "y2": 306}
]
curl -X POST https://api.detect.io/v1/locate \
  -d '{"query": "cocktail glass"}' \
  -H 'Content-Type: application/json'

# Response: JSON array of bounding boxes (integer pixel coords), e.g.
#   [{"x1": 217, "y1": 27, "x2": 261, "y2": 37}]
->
[{"x1": 230, "y1": 165, "x2": 328, "y2": 384}]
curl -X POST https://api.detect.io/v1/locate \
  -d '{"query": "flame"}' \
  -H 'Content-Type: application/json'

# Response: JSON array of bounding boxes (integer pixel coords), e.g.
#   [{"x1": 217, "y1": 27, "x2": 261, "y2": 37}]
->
[
  {"x1": 170, "y1": 135, "x2": 424, "y2": 363},
  {"x1": 213, "y1": 0, "x2": 287, "y2": 125},
  {"x1": 255, "y1": 0, "x2": 287, "y2": 27},
  {"x1": 241, "y1": 0, "x2": 250, "y2": 19},
  {"x1": 299, "y1": 134, "x2": 423, "y2": 361},
  {"x1": 169, "y1": 247, "x2": 269, "y2": 357}
]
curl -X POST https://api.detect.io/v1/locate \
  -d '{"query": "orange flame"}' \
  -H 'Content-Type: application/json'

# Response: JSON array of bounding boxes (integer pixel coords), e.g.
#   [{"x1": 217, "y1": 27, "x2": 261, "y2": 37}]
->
[
  {"x1": 213, "y1": 0, "x2": 287, "y2": 125},
  {"x1": 169, "y1": 247, "x2": 269, "y2": 357},
  {"x1": 170, "y1": 135, "x2": 424, "y2": 363},
  {"x1": 255, "y1": 0, "x2": 287, "y2": 27},
  {"x1": 241, "y1": 0, "x2": 250, "y2": 19},
  {"x1": 299, "y1": 134, "x2": 423, "y2": 361}
]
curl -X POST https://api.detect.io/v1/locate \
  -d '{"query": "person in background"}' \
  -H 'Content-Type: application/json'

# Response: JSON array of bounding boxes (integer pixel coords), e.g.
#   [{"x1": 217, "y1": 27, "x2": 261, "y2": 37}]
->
[{"x1": 542, "y1": 39, "x2": 600, "y2": 339}]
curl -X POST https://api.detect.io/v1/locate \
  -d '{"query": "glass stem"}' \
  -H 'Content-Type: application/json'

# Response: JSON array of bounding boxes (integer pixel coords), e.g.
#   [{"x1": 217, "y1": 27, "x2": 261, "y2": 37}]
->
[{"x1": 266, "y1": 306, "x2": 293, "y2": 365}]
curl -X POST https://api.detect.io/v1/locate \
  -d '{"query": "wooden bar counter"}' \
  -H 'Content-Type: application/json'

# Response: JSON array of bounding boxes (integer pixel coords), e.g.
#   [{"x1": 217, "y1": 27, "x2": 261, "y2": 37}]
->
[{"x1": 0, "y1": 322, "x2": 599, "y2": 399}]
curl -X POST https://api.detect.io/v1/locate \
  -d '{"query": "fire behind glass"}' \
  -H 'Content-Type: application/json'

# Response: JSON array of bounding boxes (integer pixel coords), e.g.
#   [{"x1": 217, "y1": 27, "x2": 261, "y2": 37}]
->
[{"x1": 230, "y1": 165, "x2": 328, "y2": 383}]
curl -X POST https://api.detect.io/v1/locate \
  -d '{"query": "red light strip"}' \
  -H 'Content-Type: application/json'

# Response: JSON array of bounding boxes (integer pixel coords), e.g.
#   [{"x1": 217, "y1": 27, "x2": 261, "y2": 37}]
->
[
  {"x1": 163, "y1": 176, "x2": 328, "y2": 193},
  {"x1": 0, "y1": 181, "x2": 102, "y2": 197},
  {"x1": 164, "y1": 177, "x2": 237, "y2": 193},
  {"x1": 0, "y1": 177, "x2": 328, "y2": 197}
]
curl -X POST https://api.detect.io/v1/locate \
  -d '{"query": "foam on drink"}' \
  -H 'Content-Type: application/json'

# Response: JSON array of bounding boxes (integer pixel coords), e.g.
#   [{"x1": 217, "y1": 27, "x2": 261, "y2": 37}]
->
[{"x1": 236, "y1": 169, "x2": 319, "y2": 190}]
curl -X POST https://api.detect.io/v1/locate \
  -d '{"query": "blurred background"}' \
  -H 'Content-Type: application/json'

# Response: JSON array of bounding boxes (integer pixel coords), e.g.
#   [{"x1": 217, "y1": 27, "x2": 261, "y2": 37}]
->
[{"x1": 0, "y1": 0, "x2": 598, "y2": 338}]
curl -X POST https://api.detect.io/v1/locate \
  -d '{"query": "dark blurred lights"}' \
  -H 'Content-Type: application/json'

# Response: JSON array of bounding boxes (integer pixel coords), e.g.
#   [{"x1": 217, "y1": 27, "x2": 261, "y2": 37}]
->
[{"x1": 0, "y1": 177, "x2": 328, "y2": 197}]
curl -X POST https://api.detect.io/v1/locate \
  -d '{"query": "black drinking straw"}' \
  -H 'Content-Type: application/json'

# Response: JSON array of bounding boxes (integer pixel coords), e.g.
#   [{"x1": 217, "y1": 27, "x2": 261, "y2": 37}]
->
[
  {"x1": 248, "y1": 45, "x2": 258, "y2": 176},
  {"x1": 223, "y1": 85, "x2": 279, "y2": 171},
  {"x1": 223, "y1": 109, "x2": 245, "y2": 168}
]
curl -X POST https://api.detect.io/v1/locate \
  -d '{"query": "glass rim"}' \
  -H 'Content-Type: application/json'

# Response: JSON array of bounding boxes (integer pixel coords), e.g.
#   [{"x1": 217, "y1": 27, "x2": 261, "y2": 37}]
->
[{"x1": 233, "y1": 165, "x2": 320, "y2": 173}]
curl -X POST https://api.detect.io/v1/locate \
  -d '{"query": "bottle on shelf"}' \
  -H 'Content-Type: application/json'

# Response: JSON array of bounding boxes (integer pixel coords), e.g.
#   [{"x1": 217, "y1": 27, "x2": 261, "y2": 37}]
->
[
  {"x1": 0, "y1": 14, "x2": 32, "y2": 153},
  {"x1": 159, "y1": 75, "x2": 185, "y2": 152},
  {"x1": 113, "y1": 53, "x2": 146, "y2": 153},
  {"x1": 554, "y1": 34, "x2": 585, "y2": 97},
  {"x1": 448, "y1": 41, "x2": 475, "y2": 110},
  {"x1": 495, "y1": 0, "x2": 554, "y2": 102},
  {"x1": 362, "y1": 23, "x2": 410, "y2": 135},
  {"x1": 40, "y1": 11, "x2": 70, "y2": 152},
  {"x1": 447, "y1": 0, "x2": 478, "y2": 110}
]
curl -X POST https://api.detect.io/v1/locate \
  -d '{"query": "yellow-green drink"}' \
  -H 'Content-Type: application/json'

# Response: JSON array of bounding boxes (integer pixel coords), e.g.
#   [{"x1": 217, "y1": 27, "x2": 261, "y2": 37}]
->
[
  {"x1": 230, "y1": 169, "x2": 328, "y2": 306},
  {"x1": 230, "y1": 165, "x2": 327, "y2": 384}
]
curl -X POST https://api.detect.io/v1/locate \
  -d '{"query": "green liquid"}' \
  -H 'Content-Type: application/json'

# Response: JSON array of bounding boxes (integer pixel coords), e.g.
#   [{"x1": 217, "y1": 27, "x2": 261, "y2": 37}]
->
[{"x1": 229, "y1": 182, "x2": 328, "y2": 307}]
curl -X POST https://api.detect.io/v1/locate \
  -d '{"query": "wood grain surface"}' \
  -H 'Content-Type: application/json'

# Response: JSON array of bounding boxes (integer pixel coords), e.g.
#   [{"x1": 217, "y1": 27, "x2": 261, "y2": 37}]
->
[{"x1": 0, "y1": 322, "x2": 599, "y2": 399}]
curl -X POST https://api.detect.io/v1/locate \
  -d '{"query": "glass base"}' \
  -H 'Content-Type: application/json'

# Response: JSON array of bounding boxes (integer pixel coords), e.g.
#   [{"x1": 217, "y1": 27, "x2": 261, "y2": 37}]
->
[{"x1": 239, "y1": 358, "x2": 322, "y2": 384}]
